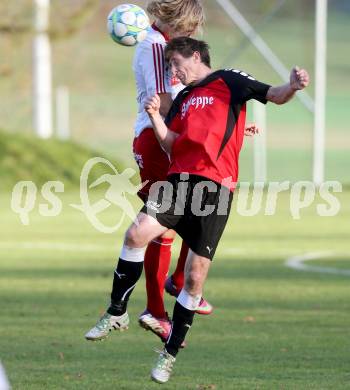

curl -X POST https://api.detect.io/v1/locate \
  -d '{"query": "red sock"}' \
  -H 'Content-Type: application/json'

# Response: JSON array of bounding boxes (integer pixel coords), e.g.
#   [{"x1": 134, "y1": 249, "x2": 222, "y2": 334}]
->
[
  {"x1": 171, "y1": 241, "x2": 189, "y2": 289},
  {"x1": 144, "y1": 237, "x2": 173, "y2": 318}
]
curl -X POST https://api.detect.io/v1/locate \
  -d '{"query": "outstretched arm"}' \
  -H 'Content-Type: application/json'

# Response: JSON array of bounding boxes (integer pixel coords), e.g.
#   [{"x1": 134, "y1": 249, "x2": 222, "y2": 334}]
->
[
  {"x1": 266, "y1": 66, "x2": 310, "y2": 105},
  {"x1": 145, "y1": 94, "x2": 178, "y2": 154}
]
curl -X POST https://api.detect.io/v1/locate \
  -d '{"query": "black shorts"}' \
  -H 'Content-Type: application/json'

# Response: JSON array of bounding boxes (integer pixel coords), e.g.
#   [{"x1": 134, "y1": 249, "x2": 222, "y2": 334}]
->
[{"x1": 141, "y1": 174, "x2": 233, "y2": 260}]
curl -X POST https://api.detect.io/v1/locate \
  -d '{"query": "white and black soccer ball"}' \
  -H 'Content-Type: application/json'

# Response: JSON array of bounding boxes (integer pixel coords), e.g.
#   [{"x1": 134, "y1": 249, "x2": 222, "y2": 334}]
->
[{"x1": 107, "y1": 4, "x2": 150, "y2": 47}]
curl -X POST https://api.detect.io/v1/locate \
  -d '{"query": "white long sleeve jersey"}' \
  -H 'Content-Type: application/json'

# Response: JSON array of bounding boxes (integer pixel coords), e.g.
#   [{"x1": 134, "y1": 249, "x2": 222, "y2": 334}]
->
[{"x1": 132, "y1": 26, "x2": 184, "y2": 137}]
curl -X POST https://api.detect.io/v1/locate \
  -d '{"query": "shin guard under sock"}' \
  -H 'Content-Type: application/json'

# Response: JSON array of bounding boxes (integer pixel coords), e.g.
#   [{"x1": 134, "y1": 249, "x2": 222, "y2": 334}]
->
[
  {"x1": 165, "y1": 301, "x2": 195, "y2": 357},
  {"x1": 108, "y1": 258, "x2": 143, "y2": 315}
]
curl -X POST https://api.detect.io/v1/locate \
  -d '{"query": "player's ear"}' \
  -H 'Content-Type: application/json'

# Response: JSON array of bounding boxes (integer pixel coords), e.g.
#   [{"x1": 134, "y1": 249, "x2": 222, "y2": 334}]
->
[{"x1": 193, "y1": 51, "x2": 201, "y2": 63}]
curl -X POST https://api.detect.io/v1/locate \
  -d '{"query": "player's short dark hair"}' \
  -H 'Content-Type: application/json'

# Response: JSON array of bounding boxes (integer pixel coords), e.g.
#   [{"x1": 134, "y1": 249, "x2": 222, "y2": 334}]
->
[{"x1": 165, "y1": 37, "x2": 211, "y2": 68}]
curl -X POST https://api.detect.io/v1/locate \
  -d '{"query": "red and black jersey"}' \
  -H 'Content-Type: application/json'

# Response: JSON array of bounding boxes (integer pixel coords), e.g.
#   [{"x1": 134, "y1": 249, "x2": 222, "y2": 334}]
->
[{"x1": 165, "y1": 69, "x2": 271, "y2": 190}]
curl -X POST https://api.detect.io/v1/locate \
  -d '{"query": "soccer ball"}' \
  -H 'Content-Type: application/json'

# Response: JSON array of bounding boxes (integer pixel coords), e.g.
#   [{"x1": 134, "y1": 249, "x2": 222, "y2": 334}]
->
[{"x1": 107, "y1": 4, "x2": 150, "y2": 47}]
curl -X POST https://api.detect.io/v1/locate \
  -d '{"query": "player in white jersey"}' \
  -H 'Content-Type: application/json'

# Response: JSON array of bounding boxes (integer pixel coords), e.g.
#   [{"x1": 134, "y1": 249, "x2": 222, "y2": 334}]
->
[
  {"x1": 132, "y1": 1, "x2": 213, "y2": 343},
  {"x1": 133, "y1": 25, "x2": 183, "y2": 139}
]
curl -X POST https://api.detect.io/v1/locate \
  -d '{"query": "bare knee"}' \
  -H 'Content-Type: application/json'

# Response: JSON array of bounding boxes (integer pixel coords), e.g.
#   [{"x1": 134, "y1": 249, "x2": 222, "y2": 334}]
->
[{"x1": 125, "y1": 224, "x2": 147, "y2": 248}]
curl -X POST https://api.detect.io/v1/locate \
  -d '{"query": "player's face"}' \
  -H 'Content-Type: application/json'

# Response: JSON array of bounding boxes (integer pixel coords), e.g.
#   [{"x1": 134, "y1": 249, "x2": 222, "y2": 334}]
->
[{"x1": 169, "y1": 52, "x2": 198, "y2": 85}]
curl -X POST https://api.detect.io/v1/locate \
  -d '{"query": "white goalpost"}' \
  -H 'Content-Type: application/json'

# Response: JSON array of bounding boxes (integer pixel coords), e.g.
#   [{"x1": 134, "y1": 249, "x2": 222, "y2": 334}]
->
[
  {"x1": 313, "y1": 0, "x2": 328, "y2": 185},
  {"x1": 33, "y1": 0, "x2": 53, "y2": 139},
  {"x1": 215, "y1": 0, "x2": 328, "y2": 184}
]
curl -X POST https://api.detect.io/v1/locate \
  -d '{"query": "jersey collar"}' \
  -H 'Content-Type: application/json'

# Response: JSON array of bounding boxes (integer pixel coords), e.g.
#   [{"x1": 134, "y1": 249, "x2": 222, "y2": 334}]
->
[
  {"x1": 151, "y1": 23, "x2": 170, "y2": 42},
  {"x1": 185, "y1": 70, "x2": 221, "y2": 91}
]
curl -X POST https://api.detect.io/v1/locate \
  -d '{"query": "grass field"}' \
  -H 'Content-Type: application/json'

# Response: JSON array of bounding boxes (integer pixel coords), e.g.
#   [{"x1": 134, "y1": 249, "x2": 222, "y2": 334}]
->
[
  {"x1": 1, "y1": 189, "x2": 349, "y2": 390},
  {"x1": 1, "y1": 2, "x2": 349, "y2": 388}
]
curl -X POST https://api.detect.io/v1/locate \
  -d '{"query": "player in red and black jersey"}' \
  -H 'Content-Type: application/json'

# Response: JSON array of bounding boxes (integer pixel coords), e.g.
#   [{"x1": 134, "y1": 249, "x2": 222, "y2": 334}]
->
[
  {"x1": 87, "y1": 36, "x2": 309, "y2": 384},
  {"x1": 143, "y1": 37, "x2": 309, "y2": 383},
  {"x1": 165, "y1": 68, "x2": 269, "y2": 187}
]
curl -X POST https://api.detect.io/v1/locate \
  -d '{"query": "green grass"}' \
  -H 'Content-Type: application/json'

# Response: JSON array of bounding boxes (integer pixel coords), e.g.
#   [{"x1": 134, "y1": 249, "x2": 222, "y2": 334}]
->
[
  {"x1": 0, "y1": 130, "x2": 126, "y2": 190},
  {"x1": 310, "y1": 256, "x2": 350, "y2": 271},
  {"x1": 1, "y1": 4, "x2": 350, "y2": 387},
  {"x1": 1, "y1": 189, "x2": 350, "y2": 389}
]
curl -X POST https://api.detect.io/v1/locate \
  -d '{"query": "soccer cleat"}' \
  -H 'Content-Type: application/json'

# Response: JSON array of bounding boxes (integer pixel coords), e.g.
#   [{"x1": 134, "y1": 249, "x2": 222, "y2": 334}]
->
[
  {"x1": 151, "y1": 348, "x2": 176, "y2": 384},
  {"x1": 139, "y1": 310, "x2": 186, "y2": 348},
  {"x1": 164, "y1": 277, "x2": 214, "y2": 315},
  {"x1": 138, "y1": 310, "x2": 171, "y2": 343},
  {"x1": 164, "y1": 276, "x2": 181, "y2": 297},
  {"x1": 196, "y1": 297, "x2": 214, "y2": 315},
  {"x1": 85, "y1": 311, "x2": 129, "y2": 341}
]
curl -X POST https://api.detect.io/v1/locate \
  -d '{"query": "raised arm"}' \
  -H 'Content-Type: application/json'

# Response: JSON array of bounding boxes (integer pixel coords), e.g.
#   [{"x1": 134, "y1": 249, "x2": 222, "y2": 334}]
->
[
  {"x1": 266, "y1": 66, "x2": 310, "y2": 105},
  {"x1": 145, "y1": 94, "x2": 178, "y2": 154}
]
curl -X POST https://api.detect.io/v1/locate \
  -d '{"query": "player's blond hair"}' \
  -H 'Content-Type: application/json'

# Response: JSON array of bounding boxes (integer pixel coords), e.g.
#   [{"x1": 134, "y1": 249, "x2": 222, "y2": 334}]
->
[{"x1": 147, "y1": 0, "x2": 205, "y2": 35}]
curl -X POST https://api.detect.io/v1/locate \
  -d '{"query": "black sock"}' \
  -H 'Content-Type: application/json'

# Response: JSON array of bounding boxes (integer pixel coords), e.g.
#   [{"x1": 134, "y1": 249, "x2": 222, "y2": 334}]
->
[
  {"x1": 107, "y1": 258, "x2": 143, "y2": 316},
  {"x1": 165, "y1": 301, "x2": 195, "y2": 357}
]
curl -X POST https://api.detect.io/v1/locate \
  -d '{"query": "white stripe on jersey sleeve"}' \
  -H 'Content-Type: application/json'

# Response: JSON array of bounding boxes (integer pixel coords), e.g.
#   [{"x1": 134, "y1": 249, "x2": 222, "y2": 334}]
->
[{"x1": 152, "y1": 43, "x2": 166, "y2": 94}]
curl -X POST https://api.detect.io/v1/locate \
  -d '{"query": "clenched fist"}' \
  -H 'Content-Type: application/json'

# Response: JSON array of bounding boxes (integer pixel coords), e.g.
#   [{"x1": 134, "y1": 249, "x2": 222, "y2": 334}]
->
[
  {"x1": 145, "y1": 94, "x2": 161, "y2": 117},
  {"x1": 290, "y1": 66, "x2": 310, "y2": 91}
]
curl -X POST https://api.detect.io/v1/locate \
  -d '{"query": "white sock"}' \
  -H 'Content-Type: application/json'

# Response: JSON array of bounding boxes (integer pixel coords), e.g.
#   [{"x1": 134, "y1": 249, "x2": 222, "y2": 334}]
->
[
  {"x1": 120, "y1": 244, "x2": 145, "y2": 262},
  {"x1": 177, "y1": 289, "x2": 201, "y2": 311}
]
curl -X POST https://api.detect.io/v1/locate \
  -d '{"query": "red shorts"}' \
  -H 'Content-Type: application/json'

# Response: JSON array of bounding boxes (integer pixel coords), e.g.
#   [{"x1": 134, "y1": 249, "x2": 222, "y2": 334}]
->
[{"x1": 133, "y1": 128, "x2": 170, "y2": 201}]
